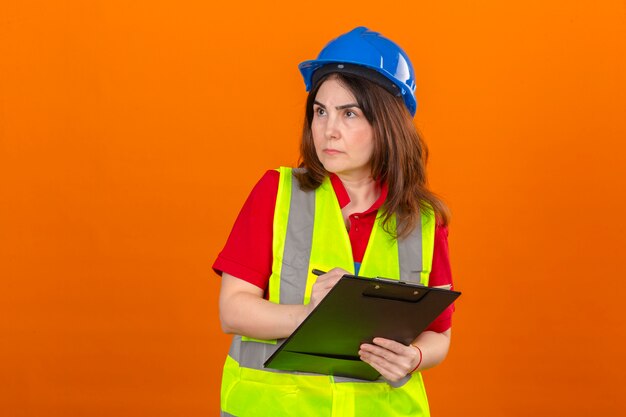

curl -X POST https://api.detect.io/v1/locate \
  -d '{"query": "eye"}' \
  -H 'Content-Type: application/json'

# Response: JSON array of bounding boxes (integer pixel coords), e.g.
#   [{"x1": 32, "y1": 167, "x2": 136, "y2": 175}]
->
[
  {"x1": 345, "y1": 109, "x2": 359, "y2": 118},
  {"x1": 314, "y1": 107, "x2": 326, "y2": 117}
]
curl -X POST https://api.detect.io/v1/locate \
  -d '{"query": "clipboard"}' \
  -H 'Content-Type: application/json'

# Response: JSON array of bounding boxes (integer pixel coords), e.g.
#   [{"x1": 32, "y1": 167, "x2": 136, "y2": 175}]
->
[{"x1": 264, "y1": 274, "x2": 461, "y2": 380}]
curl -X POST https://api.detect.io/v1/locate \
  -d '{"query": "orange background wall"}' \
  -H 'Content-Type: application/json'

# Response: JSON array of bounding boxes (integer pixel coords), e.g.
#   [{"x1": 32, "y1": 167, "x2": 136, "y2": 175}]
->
[{"x1": 1, "y1": 1, "x2": 625, "y2": 416}]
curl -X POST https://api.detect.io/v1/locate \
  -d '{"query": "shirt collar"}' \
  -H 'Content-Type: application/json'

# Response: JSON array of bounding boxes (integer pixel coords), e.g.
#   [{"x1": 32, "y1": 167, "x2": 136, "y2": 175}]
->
[{"x1": 329, "y1": 173, "x2": 388, "y2": 214}]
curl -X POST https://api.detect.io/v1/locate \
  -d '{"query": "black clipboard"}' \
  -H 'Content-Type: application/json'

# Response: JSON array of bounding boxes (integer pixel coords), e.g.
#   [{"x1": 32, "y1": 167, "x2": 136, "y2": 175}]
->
[{"x1": 264, "y1": 274, "x2": 461, "y2": 380}]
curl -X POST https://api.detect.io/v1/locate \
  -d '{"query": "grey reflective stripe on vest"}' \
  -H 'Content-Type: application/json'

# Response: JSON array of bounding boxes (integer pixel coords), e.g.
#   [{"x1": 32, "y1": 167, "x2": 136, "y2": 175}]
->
[
  {"x1": 221, "y1": 411, "x2": 236, "y2": 417},
  {"x1": 280, "y1": 169, "x2": 315, "y2": 304},
  {"x1": 227, "y1": 170, "x2": 316, "y2": 371},
  {"x1": 229, "y1": 335, "x2": 282, "y2": 370},
  {"x1": 398, "y1": 217, "x2": 423, "y2": 283},
  {"x1": 230, "y1": 335, "x2": 329, "y2": 377}
]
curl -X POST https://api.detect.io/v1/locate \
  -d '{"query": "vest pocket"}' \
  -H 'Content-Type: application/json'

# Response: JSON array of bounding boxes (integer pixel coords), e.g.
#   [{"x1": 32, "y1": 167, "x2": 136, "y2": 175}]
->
[{"x1": 224, "y1": 367, "x2": 332, "y2": 417}]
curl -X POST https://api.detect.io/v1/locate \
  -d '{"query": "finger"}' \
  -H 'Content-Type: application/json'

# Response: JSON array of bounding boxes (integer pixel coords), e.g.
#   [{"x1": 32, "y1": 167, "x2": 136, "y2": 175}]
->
[
  {"x1": 360, "y1": 343, "x2": 397, "y2": 362},
  {"x1": 315, "y1": 272, "x2": 343, "y2": 288},
  {"x1": 314, "y1": 271, "x2": 341, "y2": 284},
  {"x1": 322, "y1": 268, "x2": 349, "y2": 282},
  {"x1": 359, "y1": 349, "x2": 406, "y2": 382},
  {"x1": 313, "y1": 277, "x2": 339, "y2": 292},
  {"x1": 311, "y1": 274, "x2": 335, "y2": 288},
  {"x1": 328, "y1": 267, "x2": 350, "y2": 275},
  {"x1": 361, "y1": 341, "x2": 411, "y2": 362},
  {"x1": 371, "y1": 337, "x2": 412, "y2": 355},
  {"x1": 360, "y1": 343, "x2": 415, "y2": 373}
]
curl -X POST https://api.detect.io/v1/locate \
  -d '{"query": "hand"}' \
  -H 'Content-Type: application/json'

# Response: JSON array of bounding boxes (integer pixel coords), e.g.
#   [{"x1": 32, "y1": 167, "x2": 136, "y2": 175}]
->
[
  {"x1": 306, "y1": 267, "x2": 349, "y2": 314},
  {"x1": 359, "y1": 337, "x2": 421, "y2": 382}
]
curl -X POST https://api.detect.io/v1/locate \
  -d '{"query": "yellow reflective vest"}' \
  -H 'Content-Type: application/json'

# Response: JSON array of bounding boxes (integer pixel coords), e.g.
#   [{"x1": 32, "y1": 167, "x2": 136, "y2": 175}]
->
[{"x1": 221, "y1": 167, "x2": 436, "y2": 417}]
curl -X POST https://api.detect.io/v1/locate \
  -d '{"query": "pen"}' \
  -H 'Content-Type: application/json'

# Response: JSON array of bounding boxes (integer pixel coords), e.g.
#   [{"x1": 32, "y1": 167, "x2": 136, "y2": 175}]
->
[{"x1": 311, "y1": 269, "x2": 326, "y2": 276}]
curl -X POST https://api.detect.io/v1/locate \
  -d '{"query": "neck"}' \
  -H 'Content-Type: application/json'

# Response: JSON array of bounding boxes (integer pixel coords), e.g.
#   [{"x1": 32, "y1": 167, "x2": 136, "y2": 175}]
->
[{"x1": 336, "y1": 174, "x2": 379, "y2": 213}]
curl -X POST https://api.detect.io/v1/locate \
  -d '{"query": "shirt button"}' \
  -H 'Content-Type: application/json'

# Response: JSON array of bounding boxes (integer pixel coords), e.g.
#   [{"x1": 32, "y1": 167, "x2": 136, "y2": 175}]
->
[{"x1": 354, "y1": 215, "x2": 359, "y2": 219}]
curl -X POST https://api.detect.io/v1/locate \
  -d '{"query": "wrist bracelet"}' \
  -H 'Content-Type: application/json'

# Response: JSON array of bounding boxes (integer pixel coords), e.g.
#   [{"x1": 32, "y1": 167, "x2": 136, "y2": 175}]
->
[{"x1": 409, "y1": 344, "x2": 423, "y2": 374}]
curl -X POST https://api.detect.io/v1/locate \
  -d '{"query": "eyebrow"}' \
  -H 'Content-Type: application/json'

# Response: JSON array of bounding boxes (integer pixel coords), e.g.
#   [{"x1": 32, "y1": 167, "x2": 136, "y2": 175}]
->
[{"x1": 313, "y1": 100, "x2": 360, "y2": 110}]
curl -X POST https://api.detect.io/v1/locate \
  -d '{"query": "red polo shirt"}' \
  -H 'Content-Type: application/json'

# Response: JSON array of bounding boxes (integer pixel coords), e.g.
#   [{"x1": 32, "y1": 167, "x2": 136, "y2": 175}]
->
[{"x1": 213, "y1": 170, "x2": 454, "y2": 332}]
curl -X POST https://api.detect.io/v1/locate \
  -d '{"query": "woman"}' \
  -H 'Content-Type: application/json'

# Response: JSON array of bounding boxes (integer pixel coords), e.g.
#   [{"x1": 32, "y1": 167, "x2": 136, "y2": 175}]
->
[{"x1": 213, "y1": 27, "x2": 454, "y2": 417}]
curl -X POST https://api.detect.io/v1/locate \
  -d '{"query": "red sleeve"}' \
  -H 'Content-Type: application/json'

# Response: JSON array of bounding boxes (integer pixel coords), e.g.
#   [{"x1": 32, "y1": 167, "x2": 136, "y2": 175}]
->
[
  {"x1": 424, "y1": 223, "x2": 455, "y2": 332},
  {"x1": 212, "y1": 170, "x2": 279, "y2": 290}
]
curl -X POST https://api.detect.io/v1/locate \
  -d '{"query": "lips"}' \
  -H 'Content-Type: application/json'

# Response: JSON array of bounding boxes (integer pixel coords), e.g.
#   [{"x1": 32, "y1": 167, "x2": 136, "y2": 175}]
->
[{"x1": 323, "y1": 149, "x2": 343, "y2": 155}]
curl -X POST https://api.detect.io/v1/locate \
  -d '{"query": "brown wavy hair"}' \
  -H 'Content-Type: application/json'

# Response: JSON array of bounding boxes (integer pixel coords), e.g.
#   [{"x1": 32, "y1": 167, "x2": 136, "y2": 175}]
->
[{"x1": 294, "y1": 73, "x2": 449, "y2": 239}]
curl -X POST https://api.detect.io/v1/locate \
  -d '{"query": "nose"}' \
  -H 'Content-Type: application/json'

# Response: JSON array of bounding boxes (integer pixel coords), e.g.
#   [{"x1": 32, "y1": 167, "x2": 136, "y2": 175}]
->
[{"x1": 324, "y1": 113, "x2": 340, "y2": 140}]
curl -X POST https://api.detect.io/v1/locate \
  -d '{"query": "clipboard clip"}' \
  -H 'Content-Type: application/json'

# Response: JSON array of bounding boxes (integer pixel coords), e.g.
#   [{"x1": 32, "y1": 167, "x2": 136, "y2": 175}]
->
[{"x1": 362, "y1": 279, "x2": 429, "y2": 303}]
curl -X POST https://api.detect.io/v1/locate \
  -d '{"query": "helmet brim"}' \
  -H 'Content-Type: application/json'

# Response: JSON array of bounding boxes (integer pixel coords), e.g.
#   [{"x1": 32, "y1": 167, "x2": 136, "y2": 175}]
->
[{"x1": 298, "y1": 59, "x2": 417, "y2": 116}]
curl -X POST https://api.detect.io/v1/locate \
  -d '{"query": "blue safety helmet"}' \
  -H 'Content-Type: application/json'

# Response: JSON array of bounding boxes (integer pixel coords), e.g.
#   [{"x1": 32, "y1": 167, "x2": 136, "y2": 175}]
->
[{"x1": 299, "y1": 26, "x2": 418, "y2": 116}]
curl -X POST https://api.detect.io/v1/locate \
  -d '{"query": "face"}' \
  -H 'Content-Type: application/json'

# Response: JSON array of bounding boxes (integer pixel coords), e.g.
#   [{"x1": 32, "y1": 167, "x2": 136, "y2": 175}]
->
[{"x1": 311, "y1": 77, "x2": 375, "y2": 180}]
